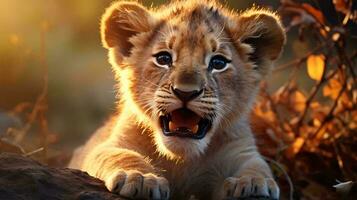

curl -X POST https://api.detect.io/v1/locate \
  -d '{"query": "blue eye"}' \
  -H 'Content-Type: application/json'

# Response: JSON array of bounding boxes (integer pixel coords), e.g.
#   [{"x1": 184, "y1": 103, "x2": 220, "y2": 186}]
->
[
  {"x1": 209, "y1": 55, "x2": 231, "y2": 72},
  {"x1": 154, "y1": 51, "x2": 172, "y2": 67}
]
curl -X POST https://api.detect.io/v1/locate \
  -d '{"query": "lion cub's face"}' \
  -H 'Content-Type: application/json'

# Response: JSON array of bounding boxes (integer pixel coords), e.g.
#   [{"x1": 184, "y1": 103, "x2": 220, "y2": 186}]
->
[{"x1": 101, "y1": 1, "x2": 285, "y2": 160}]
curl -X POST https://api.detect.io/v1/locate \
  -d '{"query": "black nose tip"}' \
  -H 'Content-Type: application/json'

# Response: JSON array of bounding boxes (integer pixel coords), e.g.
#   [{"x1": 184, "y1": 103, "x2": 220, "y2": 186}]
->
[{"x1": 172, "y1": 86, "x2": 203, "y2": 102}]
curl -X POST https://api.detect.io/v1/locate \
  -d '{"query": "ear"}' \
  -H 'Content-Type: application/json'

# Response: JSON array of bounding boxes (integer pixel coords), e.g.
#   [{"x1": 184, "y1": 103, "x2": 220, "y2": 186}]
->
[
  {"x1": 230, "y1": 9, "x2": 286, "y2": 74},
  {"x1": 101, "y1": 1, "x2": 155, "y2": 56}
]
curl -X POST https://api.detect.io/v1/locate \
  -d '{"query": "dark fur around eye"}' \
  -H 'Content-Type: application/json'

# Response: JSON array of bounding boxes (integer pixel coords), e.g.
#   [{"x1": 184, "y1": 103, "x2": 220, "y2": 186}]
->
[
  {"x1": 153, "y1": 51, "x2": 172, "y2": 66},
  {"x1": 208, "y1": 55, "x2": 231, "y2": 71}
]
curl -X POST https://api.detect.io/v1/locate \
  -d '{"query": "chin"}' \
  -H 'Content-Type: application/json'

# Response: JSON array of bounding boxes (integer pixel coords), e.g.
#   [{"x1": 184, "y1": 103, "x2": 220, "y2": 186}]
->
[{"x1": 156, "y1": 131, "x2": 212, "y2": 160}]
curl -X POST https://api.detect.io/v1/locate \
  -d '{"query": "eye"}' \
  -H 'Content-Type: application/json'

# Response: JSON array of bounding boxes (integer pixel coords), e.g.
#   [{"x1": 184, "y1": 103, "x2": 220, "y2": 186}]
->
[
  {"x1": 153, "y1": 51, "x2": 172, "y2": 68},
  {"x1": 209, "y1": 55, "x2": 231, "y2": 73}
]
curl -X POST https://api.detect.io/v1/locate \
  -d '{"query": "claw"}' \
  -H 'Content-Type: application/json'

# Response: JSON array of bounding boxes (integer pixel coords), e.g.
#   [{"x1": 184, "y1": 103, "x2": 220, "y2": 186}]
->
[{"x1": 219, "y1": 176, "x2": 280, "y2": 200}]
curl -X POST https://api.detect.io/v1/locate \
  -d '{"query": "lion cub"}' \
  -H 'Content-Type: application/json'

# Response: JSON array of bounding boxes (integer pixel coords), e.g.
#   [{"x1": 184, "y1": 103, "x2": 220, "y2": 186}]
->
[{"x1": 69, "y1": 0, "x2": 285, "y2": 199}]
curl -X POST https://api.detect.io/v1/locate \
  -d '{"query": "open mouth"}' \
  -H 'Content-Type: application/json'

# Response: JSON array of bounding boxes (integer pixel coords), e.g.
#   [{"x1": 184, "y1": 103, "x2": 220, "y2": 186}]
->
[{"x1": 159, "y1": 108, "x2": 212, "y2": 139}]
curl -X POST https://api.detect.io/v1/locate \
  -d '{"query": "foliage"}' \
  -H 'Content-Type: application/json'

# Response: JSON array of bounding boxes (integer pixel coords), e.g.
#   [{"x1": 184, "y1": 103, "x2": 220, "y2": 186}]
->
[{"x1": 252, "y1": 0, "x2": 356, "y2": 199}]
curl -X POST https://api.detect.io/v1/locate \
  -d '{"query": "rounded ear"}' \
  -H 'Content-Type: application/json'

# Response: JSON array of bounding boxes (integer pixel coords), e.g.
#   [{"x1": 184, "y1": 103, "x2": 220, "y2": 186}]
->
[
  {"x1": 230, "y1": 9, "x2": 286, "y2": 73},
  {"x1": 101, "y1": 1, "x2": 155, "y2": 56}
]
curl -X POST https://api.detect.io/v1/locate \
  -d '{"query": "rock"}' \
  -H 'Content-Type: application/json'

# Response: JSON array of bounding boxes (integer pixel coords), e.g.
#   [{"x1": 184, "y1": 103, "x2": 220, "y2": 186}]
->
[
  {"x1": 0, "y1": 153, "x2": 279, "y2": 200},
  {"x1": 0, "y1": 153, "x2": 123, "y2": 200}
]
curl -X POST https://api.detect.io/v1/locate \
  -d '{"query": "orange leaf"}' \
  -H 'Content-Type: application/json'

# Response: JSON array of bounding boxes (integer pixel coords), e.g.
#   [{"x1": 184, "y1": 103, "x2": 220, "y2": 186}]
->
[
  {"x1": 302, "y1": 3, "x2": 325, "y2": 24},
  {"x1": 285, "y1": 137, "x2": 305, "y2": 158},
  {"x1": 307, "y1": 54, "x2": 325, "y2": 81},
  {"x1": 333, "y1": 0, "x2": 349, "y2": 14},
  {"x1": 323, "y1": 79, "x2": 342, "y2": 99},
  {"x1": 310, "y1": 101, "x2": 321, "y2": 109},
  {"x1": 290, "y1": 90, "x2": 306, "y2": 112}
]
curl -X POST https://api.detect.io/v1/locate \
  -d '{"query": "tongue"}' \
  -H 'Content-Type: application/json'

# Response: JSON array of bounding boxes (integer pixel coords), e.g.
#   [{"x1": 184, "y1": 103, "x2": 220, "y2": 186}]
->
[{"x1": 170, "y1": 108, "x2": 201, "y2": 133}]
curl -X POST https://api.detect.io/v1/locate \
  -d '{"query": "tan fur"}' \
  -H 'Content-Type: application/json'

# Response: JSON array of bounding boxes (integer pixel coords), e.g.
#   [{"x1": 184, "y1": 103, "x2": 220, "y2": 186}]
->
[{"x1": 69, "y1": 1, "x2": 285, "y2": 199}]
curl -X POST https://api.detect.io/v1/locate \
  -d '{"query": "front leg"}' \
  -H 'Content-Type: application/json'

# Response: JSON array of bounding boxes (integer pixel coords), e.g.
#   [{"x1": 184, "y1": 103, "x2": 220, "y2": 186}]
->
[
  {"x1": 82, "y1": 142, "x2": 170, "y2": 199},
  {"x1": 213, "y1": 138, "x2": 279, "y2": 200}
]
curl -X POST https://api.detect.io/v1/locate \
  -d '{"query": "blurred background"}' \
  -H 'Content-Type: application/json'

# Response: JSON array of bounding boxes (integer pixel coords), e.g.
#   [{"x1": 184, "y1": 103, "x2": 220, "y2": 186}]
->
[{"x1": 0, "y1": 0, "x2": 356, "y2": 199}]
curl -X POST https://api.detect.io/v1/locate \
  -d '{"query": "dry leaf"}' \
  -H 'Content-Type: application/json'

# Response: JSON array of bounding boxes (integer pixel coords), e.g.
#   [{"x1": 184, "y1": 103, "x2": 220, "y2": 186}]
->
[
  {"x1": 279, "y1": 3, "x2": 317, "y2": 30},
  {"x1": 310, "y1": 101, "x2": 321, "y2": 109},
  {"x1": 319, "y1": 28, "x2": 329, "y2": 38},
  {"x1": 307, "y1": 54, "x2": 325, "y2": 81},
  {"x1": 302, "y1": 3, "x2": 325, "y2": 24},
  {"x1": 314, "y1": 125, "x2": 327, "y2": 141},
  {"x1": 254, "y1": 102, "x2": 276, "y2": 123},
  {"x1": 333, "y1": 0, "x2": 350, "y2": 14},
  {"x1": 285, "y1": 137, "x2": 305, "y2": 158},
  {"x1": 323, "y1": 79, "x2": 342, "y2": 99},
  {"x1": 290, "y1": 90, "x2": 306, "y2": 112}
]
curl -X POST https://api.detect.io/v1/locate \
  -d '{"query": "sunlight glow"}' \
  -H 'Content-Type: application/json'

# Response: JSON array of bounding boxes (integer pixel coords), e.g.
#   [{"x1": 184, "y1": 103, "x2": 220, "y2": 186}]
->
[
  {"x1": 117, "y1": 67, "x2": 152, "y2": 126},
  {"x1": 112, "y1": 61, "x2": 182, "y2": 162}
]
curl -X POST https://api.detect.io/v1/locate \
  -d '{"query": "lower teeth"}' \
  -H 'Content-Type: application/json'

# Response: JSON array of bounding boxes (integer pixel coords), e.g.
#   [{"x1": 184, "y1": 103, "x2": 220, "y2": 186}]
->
[
  {"x1": 169, "y1": 122, "x2": 174, "y2": 132},
  {"x1": 192, "y1": 125, "x2": 199, "y2": 133},
  {"x1": 168, "y1": 122, "x2": 199, "y2": 134}
]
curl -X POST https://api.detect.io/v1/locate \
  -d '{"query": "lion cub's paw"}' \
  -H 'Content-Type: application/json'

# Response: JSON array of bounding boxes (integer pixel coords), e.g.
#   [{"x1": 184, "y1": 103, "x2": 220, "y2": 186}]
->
[
  {"x1": 105, "y1": 170, "x2": 170, "y2": 200},
  {"x1": 219, "y1": 176, "x2": 279, "y2": 200}
]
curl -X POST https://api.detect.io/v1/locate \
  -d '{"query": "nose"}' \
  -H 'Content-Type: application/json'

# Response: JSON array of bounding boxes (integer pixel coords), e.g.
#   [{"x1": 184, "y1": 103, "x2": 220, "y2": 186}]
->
[{"x1": 172, "y1": 86, "x2": 203, "y2": 103}]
